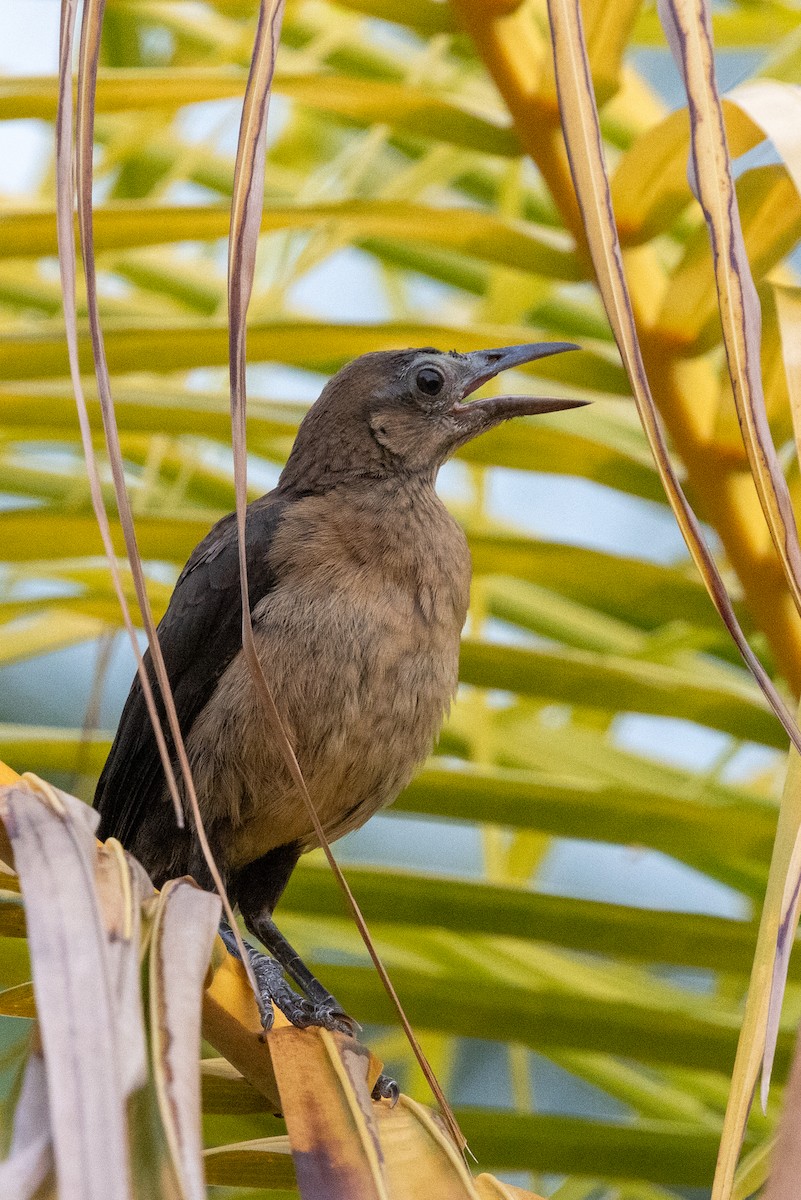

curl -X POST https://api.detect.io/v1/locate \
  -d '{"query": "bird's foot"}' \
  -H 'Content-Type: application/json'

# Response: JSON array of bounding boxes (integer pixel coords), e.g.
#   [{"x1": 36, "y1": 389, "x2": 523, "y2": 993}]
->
[
  {"x1": 219, "y1": 922, "x2": 301, "y2": 1030},
  {"x1": 372, "y1": 1073, "x2": 399, "y2": 1105},
  {"x1": 220, "y1": 922, "x2": 398, "y2": 1098},
  {"x1": 219, "y1": 922, "x2": 358, "y2": 1036},
  {"x1": 302, "y1": 998, "x2": 360, "y2": 1038}
]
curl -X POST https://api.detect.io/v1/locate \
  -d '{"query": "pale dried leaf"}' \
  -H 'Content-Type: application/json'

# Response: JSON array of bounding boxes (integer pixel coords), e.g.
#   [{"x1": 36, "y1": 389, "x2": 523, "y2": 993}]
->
[
  {"x1": 764, "y1": 816, "x2": 801, "y2": 1106},
  {"x1": 226, "y1": 0, "x2": 463, "y2": 1145},
  {"x1": 267, "y1": 1024, "x2": 388, "y2": 1200},
  {"x1": 761, "y1": 285, "x2": 801, "y2": 1100},
  {"x1": 0, "y1": 1051, "x2": 52, "y2": 1200},
  {"x1": 223, "y1": 0, "x2": 289, "y2": 1003},
  {"x1": 657, "y1": 0, "x2": 801, "y2": 626},
  {"x1": 774, "y1": 283, "x2": 801, "y2": 465},
  {"x1": 544, "y1": 0, "x2": 801, "y2": 755},
  {"x1": 695, "y1": 281, "x2": 801, "y2": 1199},
  {"x1": 95, "y1": 840, "x2": 149, "y2": 1098},
  {"x1": 0, "y1": 783, "x2": 130, "y2": 1200},
  {"x1": 150, "y1": 878, "x2": 222, "y2": 1200},
  {"x1": 76, "y1": 0, "x2": 198, "y2": 833},
  {"x1": 703, "y1": 732, "x2": 801, "y2": 1200},
  {"x1": 56, "y1": 0, "x2": 189, "y2": 838},
  {"x1": 62, "y1": 0, "x2": 255, "y2": 1014},
  {"x1": 373, "y1": 1094, "x2": 482, "y2": 1199}
]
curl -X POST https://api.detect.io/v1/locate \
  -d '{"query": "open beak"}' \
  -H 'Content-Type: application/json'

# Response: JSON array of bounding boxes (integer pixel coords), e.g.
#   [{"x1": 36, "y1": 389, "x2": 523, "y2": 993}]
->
[{"x1": 452, "y1": 342, "x2": 587, "y2": 422}]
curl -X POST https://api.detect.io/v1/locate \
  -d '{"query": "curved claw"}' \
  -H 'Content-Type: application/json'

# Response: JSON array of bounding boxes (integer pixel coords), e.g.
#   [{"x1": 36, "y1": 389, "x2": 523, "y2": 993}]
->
[
  {"x1": 268, "y1": 988, "x2": 316, "y2": 1029},
  {"x1": 308, "y1": 1003, "x2": 361, "y2": 1038},
  {"x1": 258, "y1": 997, "x2": 275, "y2": 1032},
  {"x1": 371, "y1": 1073, "x2": 399, "y2": 1105}
]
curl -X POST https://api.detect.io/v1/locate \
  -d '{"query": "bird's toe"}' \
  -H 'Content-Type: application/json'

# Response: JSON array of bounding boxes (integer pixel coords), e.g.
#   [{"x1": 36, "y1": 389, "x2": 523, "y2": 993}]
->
[
  {"x1": 261, "y1": 980, "x2": 357, "y2": 1037},
  {"x1": 260, "y1": 981, "x2": 316, "y2": 1031},
  {"x1": 308, "y1": 1002, "x2": 361, "y2": 1038}
]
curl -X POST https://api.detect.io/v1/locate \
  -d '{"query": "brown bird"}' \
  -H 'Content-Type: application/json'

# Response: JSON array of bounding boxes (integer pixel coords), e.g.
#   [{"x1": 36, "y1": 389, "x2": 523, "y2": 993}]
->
[{"x1": 95, "y1": 342, "x2": 583, "y2": 1092}]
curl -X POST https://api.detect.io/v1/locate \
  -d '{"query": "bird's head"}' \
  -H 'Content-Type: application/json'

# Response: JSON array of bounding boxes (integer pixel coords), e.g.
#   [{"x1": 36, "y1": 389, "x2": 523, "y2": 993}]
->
[{"x1": 279, "y1": 342, "x2": 586, "y2": 493}]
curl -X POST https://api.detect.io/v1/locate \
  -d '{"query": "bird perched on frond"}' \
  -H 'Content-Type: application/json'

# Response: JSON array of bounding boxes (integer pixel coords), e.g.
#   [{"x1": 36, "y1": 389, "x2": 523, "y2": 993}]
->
[{"x1": 95, "y1": 342, "x2": 584, "y2": 1094}]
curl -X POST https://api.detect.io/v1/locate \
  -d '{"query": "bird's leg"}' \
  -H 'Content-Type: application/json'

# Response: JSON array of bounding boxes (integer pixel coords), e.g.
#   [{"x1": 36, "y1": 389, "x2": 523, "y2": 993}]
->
[
  {"x1": 242, "y1": 910, "x2": 358, "y2": 1037},
  {"x1": 231, "y1": 846, "x2": 398, "y2": 1101},
  {"x1": 231, "y1": 844, "x2": 356, "y2": 1035},
  {"x1": 218, "y1": 920, "x2": 315, "y2": 1031},
  {"x1": 239, "y1": 914, "x2": 398, "y2": 1103}
]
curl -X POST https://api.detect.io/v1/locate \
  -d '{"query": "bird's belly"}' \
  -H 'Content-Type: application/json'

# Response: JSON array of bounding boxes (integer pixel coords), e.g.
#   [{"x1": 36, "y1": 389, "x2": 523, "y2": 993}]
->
[{"x1": 186, "y1": 584, "x2": 462, "y2": 871}]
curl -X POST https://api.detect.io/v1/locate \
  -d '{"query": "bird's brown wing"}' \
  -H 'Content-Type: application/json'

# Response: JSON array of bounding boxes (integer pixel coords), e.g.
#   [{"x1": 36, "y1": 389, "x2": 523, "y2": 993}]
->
[{"x1": 94, "y1": 491, "x2": 286, "y2": 849}]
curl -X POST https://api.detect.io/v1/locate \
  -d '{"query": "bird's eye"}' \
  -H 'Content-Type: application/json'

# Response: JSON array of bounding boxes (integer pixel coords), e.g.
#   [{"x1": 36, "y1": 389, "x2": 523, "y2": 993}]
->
[{"x1": 416, "y1": 367, "x2": 445, "y2": 396}]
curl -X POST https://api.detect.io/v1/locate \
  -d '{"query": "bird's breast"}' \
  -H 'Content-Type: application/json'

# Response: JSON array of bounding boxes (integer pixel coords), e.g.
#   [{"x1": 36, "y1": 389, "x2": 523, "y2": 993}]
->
[{"x1": 194, "y1": 486, "x2": 471, "y2": 867}]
